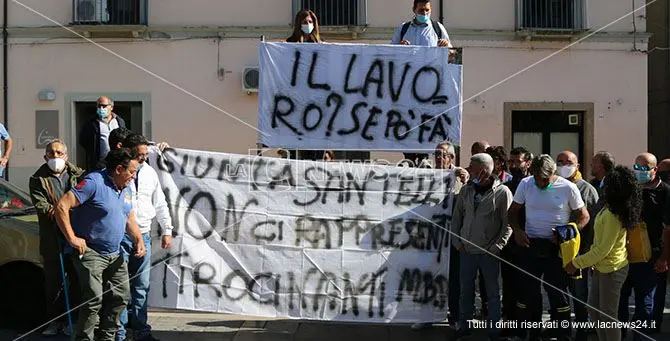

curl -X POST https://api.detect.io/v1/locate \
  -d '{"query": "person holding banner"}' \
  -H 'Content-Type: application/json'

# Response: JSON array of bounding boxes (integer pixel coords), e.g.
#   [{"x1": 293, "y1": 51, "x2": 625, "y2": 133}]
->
[
  {"x1": 412, "y1": 141, "x2": 465, "y2": 331},
  {"x1": 394, "y1": 0, "x2": 454, "y2": 165},
  {"x1": 286, "y1": 8, "x2": 327, "y2": 162},
  {"x1": 115, "y1": 134, "x2": 174, "y2": 341},
  {"x1": 287, "y1": 9, "x2": 321, "y2": 43},
  {"x1": 392, "y1": 0, "x2": 452, "y2": 48},
  {"x1": 451, "y1": 153, "x2": 513, "y2": 340}
]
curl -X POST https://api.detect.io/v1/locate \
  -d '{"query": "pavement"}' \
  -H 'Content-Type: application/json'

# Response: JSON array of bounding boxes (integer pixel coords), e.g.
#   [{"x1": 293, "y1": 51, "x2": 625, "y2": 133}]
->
[
  {"x1": 0, "y1": 309, "x2": 457, "y2": 341},
  {"x1": 2, "y1": 307, "x2": 670, "y2": 341}
]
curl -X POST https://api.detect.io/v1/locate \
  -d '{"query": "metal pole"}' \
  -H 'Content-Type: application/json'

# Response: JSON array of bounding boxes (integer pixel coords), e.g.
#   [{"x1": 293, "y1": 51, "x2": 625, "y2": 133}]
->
[{"x1": 58, "y1": 251, "x2": 74, "y2": 338}]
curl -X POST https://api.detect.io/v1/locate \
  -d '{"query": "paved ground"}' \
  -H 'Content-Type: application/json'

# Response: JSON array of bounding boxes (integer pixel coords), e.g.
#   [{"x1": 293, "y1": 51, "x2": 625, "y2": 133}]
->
[{"x1": 2, "y1": 308, "x2": 670, "y2": 341}]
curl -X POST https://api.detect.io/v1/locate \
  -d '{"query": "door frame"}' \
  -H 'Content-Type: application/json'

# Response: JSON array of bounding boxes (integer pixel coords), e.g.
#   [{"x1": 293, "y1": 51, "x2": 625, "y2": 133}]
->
[
  {"x1": 503, "y1": 102, "x2": 594, "y2": 177},
  {"x1": 64, "y1": 92, "x2": 152, "y2": 164}
]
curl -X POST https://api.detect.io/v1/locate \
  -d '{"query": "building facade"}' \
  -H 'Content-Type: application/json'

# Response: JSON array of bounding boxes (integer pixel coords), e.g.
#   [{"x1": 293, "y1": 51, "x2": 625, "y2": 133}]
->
[
  {"x1": 647, "y1": 0, "x2": 670, "y2": 160},
  {"x1": 0, "y1": 0, "x2": 649, "y2": 190}
]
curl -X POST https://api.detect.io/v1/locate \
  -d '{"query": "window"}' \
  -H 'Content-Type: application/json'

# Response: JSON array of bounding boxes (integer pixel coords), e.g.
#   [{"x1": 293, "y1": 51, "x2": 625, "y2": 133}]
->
[
  {"x1": 293, "y1": 0, "x2": 367, "y2": 26},
  {"x1": 72, "y1": 0, "x2": 148, "y2": 25},
  {"x1": 0, "y1": 181, "x2": 33, "y2": 211},
  {"x1": 517, "y1": 0, "x2": 585, "y2": 30}
]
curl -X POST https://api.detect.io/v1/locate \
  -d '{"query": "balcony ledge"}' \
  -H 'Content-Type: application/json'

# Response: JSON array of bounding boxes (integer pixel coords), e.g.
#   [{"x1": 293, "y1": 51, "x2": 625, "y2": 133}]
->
[
  {"x1": 5, "y1": 25, "x2": 650, "y2": 45},
  {"x1": 68, "y1": 24, "x2": 147, "y2": 38}
]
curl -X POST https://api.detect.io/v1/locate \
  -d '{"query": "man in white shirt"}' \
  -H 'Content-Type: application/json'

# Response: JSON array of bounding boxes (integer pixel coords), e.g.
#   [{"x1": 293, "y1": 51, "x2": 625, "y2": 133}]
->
[
  {"x1": 508, "y1": 154, "x2": 590, "y2": 341},
  {"x1": 116, "y1": 133, "x2": 173, "y2": 341}
]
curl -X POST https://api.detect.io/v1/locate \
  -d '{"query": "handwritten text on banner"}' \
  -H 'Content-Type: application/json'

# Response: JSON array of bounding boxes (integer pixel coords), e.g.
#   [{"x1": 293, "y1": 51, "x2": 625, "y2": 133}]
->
[
  {"x1": 148, "y1": 148, "x2": 454, "y2": 323},
  {"x1": 257, "y1": 42, "x2": 463, "y2": 151}
]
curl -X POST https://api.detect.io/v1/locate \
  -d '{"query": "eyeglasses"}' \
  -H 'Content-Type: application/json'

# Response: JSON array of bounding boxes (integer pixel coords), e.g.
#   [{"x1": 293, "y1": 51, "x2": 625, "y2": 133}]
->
[
  {"x1": 97, "y1": 103, "x2": 110, "y2": 108},
  {"x1": 633, "y1": 164, "x2": 651, "y2": 171}
]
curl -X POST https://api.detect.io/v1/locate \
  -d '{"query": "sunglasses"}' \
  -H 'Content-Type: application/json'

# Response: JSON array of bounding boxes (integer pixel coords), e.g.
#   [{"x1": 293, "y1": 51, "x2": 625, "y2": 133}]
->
[
  {"x1": 97, "y1": 103, "x2": 110, "y2": 108},
  {"x1": 633, "y1": 164, "x2": 651, "y2": 171}
]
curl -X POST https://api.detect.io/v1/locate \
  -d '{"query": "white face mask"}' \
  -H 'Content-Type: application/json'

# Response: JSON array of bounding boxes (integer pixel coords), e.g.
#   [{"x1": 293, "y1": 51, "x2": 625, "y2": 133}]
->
[
  {"x1": 47, "y1": 157, "x2": 66, "y2": 173},
  {"x1": 301, "y1": 23, "x2": 314, "y2": 35},
  {"x1": 557, "y1": 165, "x2": 576, "y2": 179}
]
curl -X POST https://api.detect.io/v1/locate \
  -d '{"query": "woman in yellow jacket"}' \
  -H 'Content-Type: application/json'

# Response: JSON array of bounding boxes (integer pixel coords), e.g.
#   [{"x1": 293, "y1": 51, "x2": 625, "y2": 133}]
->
[{"x1": 565, "y1": 165, "x2": 642, "y2": 341}]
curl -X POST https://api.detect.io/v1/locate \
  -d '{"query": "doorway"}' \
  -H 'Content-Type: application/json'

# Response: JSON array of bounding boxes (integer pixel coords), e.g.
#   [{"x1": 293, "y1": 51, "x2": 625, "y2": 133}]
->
[
  {"x1": 504, "y1": 102, "x2": 594, "y2": 176},
  {"x1": 73, "y1": 101, "x2": 143, "y2": 168},
  {"x1": 512, "y1": 110, "x2": 584, "y2": 164}
]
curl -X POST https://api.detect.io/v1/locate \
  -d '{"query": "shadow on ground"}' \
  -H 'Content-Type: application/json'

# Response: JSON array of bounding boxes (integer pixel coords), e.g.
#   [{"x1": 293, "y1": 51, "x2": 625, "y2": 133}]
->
[{"x1": 3, "y1": 314, "x2": 670, "y2": 341}]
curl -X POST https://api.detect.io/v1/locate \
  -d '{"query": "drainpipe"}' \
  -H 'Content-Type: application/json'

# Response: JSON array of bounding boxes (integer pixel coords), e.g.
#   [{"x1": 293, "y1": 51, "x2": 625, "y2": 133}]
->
[
  {"x1": 2, "y1": 0, "x2": 8, "y2": 181},
  {"x1": 439, "y1": 0, "x2": 444, "y2": 23}
]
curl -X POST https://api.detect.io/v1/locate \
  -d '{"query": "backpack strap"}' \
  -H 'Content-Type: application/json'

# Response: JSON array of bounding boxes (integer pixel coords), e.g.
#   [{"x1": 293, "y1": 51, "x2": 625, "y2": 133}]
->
[
  {"x1": 431, "y1": 20, "x2": 443, "y2": 40},
  {"x1": 401, "y1": 20, "x2": 444, "y2": 41},
  {"x1": 400, "y1": 21, "x2": 411, "y2": 41}
]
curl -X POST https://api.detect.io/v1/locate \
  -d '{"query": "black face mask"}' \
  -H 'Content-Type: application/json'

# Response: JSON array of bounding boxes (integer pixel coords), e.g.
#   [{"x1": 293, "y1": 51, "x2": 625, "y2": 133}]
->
[
  {"x1": 658, "y1": 171, "x2": 670, "y2": 183},
  {"x1": 510, "y1": 167, "x2": 525, "y2": 178}
]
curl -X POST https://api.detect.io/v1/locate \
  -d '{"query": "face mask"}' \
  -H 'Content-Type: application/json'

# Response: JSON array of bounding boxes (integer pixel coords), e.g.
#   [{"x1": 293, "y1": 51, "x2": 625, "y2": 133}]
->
[
  {"x1": 634, "y1": 170, "x2": 652, "y2": 184},
  {"x1": 47, "y1": 157, "x2": 66, "y2": 173},
  {"x1": 557, "y1": 165, "x2": 576, "y2": 179},
  {"x1": 535, "y1": 179, "x2": 554, "y2": 191},
  {"x1": 415, "y1": 14, "x2": 430, "y2": 24},
  {"x1": 510, "y1": 167, "x2": 525, "y2": 179},
  {"x1": 301, "y1": 23, "x2": 314, "y2": 35},
  {"x1": 471, "y1": 170, "x2": 487, "y2": 185},
  {"x1": 657, "y1": 171, "x2": 669, "y2": 183},
  {"x1": 96, "y1": 107, "x2": 108, "y2": 119}
]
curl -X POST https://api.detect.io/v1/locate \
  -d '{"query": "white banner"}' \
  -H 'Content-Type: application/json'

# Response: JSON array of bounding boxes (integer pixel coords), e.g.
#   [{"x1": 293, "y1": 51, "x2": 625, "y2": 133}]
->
[
  {"x1": 257, "y1": 42, "x2": 462, "y2": 151},
  {"x1": 148, "y1": 148, "x2": 454, "y2": 323}
]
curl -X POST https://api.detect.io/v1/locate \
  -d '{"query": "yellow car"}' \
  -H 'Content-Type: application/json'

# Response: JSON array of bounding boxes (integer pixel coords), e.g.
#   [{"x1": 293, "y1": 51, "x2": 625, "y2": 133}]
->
[{"x1": 0, "y1": 179, "x2": 45, "y2": 330}]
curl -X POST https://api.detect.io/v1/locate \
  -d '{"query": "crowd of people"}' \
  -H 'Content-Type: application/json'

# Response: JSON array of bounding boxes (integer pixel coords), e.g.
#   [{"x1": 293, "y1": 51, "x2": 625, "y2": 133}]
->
[
  {"x1": 29, "y1": 96, "x2": 172, "y2": 341},
  {"x1": 414, "y1": 140, "x2": 669, "y2": 341},
  {"x1": 18, "y1": 1, "x2": 669, "y2": 341},
  {"x1": 24, "y1": 107, "x2": 670, "y2": 341}
]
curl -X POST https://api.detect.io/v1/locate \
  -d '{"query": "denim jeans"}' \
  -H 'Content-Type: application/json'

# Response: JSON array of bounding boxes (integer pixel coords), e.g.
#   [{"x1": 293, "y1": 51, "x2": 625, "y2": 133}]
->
[
  {"x1": 618, "y1": 261, "x2": 657, "y2": 340},
  {"x1": 117, "y1": 232, "x2": 152, "y2": 341},
  {"x1": 458, "y1": 252, "x2": 501, "y2": 338},
  {"x1": 568, "y1": 267, "x2": 590, "y2": 341}
]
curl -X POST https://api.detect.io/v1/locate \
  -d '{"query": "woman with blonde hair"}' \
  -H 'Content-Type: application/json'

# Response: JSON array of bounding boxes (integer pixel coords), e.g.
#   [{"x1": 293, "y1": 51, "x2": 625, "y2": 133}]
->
[
  {"x1": 287, "y1": 9, "x2": 322, "y2": 43},
  {"x1": 565, "y1": 165, "x2": 642, "y2": 341}
]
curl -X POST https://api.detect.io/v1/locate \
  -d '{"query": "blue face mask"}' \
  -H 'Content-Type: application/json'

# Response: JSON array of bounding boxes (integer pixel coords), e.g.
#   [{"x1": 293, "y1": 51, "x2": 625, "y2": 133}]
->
[
  {"x1": 415, "y1": 14, "x2": 430, "y2": 24},
  {"x1": 634, "y1": 170, "x2": 652, "y2": 184},
  {"x1": 96, "y1": 107, "x2": 108, "y2": 119}
]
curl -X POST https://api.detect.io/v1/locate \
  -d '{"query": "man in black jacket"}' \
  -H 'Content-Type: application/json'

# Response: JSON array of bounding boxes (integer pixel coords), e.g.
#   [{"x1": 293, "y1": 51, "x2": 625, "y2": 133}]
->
[{"x1": 79, "y1": 96, "x2": 126, "y2": 171}]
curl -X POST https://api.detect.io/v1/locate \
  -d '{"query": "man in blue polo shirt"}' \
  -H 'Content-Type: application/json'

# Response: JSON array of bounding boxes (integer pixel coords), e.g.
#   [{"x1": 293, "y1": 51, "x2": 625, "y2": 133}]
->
[{"x1": 55, "y1": 147, "x2": 146, "y2": 341}]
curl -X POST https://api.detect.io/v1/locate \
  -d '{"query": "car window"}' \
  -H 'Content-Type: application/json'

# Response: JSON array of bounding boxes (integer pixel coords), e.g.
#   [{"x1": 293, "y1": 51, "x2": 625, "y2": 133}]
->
[{"x1": 0, "y1": 181, "x2": 32, "y2": 210}]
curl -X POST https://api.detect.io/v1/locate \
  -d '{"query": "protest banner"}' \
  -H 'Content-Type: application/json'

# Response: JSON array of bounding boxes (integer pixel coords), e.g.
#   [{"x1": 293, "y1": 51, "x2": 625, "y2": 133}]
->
[
  {"x1": 148, "y1": 148, "x2": 454, "y2": 323},
  {"x1": 257, "y1": 42, "x2": 462, "y2": 152}
]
